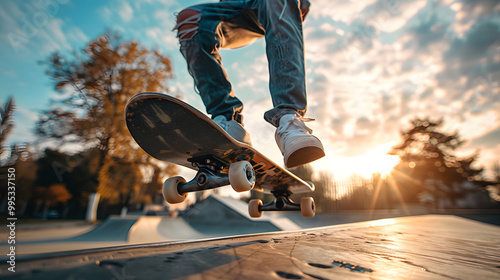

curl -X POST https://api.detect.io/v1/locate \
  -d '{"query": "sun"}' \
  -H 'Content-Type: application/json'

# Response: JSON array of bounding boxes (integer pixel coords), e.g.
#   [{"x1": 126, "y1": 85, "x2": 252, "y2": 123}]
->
[{"x1": 311, "y1": 143, "x2": 400, "y2": 180}]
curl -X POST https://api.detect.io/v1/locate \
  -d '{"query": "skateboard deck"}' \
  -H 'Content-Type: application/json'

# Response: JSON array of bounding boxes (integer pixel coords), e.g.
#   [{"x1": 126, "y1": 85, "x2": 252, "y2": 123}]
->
[{"x1": 125, "y1": 92, "x2": 314, "y2": 195}]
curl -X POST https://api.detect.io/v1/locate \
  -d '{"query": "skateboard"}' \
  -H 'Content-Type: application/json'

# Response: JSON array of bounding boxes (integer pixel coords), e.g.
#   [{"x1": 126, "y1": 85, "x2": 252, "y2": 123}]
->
[{"x1": 125, "y1": 92, "x2": 315, "y2": 218}]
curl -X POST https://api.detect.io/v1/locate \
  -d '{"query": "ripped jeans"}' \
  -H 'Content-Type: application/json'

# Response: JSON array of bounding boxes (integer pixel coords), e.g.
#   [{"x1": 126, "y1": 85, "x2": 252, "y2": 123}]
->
[{"x1": 174, "y1": 0, "x2": 307, "y2": 127}]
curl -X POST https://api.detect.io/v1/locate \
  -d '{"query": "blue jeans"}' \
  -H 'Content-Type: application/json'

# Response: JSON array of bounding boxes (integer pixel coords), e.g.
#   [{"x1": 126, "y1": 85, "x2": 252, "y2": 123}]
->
[{"x1": 176, "y1": 0, "x2": 307, "y2": 127}]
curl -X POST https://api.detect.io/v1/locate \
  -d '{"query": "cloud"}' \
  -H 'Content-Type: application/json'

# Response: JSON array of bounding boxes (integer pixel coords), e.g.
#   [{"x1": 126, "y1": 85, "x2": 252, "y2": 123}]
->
[
  {"x1": 0, "y1": 1, "x2": 79, "y2": 55},
  {"x1": 295, "y1": 0, "x2": 500, "y2": 174},
  {"x1": 98, "y1": 6, "x2": 112, "y2": 22},
  {"x1": 66, "y1": 26, "x2": 88, "y2": 45},
  {"x1": 471, "y1": 127, "x2": 500, "y2": 148},
  {"x1": 145, "y1": 26, "x2": 177, "y2": 51},
  {"x1": 38, "y1": 18, "x2": 71, "y2": 52},
  {"x1": 5, "y1": 107, "x2": 39, "y2": 145},
  {"x1": 154, "y1": 9, "x2": 175, "y2": 27},
  {"x1": 359, "y1": 0, "x2": 428, "y2": 33},
  {"x1": 232, "y1": 54, "x2": 269, "y2": 94},
  {"x1": 310, "y1": 0, "x2": 377, "y2": 24},
  {"x1": 16, "y1": 107, "x2": 39, "y2": 122},
  {"x1": 149, "y1": 9, "x2": 178, "y2": 50},
  {"x1": 118, "y1": 2, "x2": 134, "y2": 22}
]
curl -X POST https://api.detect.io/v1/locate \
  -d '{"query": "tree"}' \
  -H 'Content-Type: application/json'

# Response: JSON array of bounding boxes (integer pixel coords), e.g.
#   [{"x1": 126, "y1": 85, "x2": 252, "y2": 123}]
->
[
  {"x1": 10, "y1": 155, "x2": 38, "y2": 215},
  {"x1": 32, "y1": 148, "x2": 101, "y2": 217},
  {"x1": 0, "y1": 97, "x2": 16, "y2": 167},
  {"x1": 37, "y1": 31, "x2": 177, "y2": 208},
  {"x1": 0, "y1": 97, "x2": 14, "y2": 152},
  {"x1": 390, "y1": 117, "x2": 486, "y2": 206},
  {"x1": 140, "y1": 164, "x2": 167, "y2": 205},
  {"x1": 33, "y1": 183, "x2": 72, "y2": 216},
  {"x1": 485, "y1": 163, "x2": 500, "y2": 202},
  {"x1": 0, "y1": 97, "x2": 36, "y2": 215}
]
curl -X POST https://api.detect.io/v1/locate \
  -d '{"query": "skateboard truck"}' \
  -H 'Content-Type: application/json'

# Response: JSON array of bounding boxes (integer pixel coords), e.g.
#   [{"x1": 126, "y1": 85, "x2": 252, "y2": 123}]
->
[
  {"x1": 178, "y1": 166, "x2": 230, "y2": 194},
  {"x1": 260, "y1": 190, "x2": 301, "y2": 211},
  {"x1": 162, "y1": 155, "x2": 256, "y2": 204},
  {"x1": 178, "y1": 156, "x2": 231, "y2": 193},
  {"x1": 249, "y1": 190, "x2": 315, "y2": 218}
]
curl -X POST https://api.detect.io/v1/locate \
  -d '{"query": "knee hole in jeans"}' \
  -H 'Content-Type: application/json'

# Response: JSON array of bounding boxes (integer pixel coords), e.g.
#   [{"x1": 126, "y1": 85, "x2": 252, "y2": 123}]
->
[{"x1": 175, "y1": 9, "x2": 201, "y2": 40}]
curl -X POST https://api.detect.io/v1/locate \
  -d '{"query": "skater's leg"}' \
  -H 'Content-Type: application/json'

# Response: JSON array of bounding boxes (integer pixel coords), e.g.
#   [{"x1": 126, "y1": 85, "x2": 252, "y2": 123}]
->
[
  {"x1": 175, "y1": 2, "x2": 264, "y2": 124},
  {"x1": 251, "y1": 0, "x2": 324, "y2": 167},
  {"x1": 175, "y1": 2, "x2": 264, "y2": 144},
  {"x1": 250, "y1": 0, "x2": 308, "y2": 127}
]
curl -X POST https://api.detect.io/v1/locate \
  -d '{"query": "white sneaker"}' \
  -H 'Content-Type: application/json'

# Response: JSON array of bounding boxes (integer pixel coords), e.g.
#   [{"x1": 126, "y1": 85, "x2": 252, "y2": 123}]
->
[
  {"x1": 213, "y1": 115, "x2": 252, "y2": 145},
  {"x1": 275, "y1": 113, "x2": 325, "y2": 168}
]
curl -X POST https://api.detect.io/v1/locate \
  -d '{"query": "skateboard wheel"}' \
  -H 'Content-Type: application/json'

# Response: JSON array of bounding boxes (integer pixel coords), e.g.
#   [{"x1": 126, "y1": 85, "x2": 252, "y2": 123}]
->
[
  {"x1": 163, "y1": 176, "x2": 187, "y2": 204},
  {"x1": 228, "y1": 161, "x2": 255, "y2": 192},
  {"x1": 248, "y1": 199, "x2": 263, "y2": 218},
  {"x1": 300, "y1": 197, "x2": 315, "y2": 218}
]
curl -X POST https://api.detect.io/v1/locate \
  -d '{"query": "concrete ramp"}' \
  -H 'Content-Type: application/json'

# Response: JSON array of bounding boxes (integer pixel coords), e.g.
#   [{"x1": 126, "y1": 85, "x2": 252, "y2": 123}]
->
[
  {"x1": 183, "y1": 195, "x2": 301, "y2": 232},
  {"x1": 129, "y1": 195, "x2": 301, "y2": 243},
  {"x1": 66, "y1": 217, "x2": 137, "y2": 242},
  {"x1": 211, "y1": 195, "x2": 301, "y2": 231},
  {"x1": 128, "y1": 217, "x2": 212, "y2": 243}
]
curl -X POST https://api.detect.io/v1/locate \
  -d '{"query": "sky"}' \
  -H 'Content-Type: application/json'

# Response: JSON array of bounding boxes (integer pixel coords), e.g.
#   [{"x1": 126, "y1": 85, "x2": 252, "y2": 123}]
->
[{"x1": 1, "y1": 0, "x2": 499, "y2": 182}]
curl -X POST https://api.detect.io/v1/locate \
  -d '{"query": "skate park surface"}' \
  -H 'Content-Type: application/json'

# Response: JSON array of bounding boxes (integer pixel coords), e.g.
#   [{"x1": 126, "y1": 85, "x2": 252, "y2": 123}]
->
[
  {"x1": 0, "y1": 195, "x2": 304, "y2": 256},
  {"x1": 1, "y1": 196, "x2": 499, "y2": 279},
  {"x1": 1, "y1": 215, "x2": 499, "y2": 279}
]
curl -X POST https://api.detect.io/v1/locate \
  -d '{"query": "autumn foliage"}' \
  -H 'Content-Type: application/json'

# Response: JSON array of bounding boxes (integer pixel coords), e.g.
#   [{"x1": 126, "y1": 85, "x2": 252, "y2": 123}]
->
[{"x1": 38, "y1": 31, "x2": 177, "y2": 206}]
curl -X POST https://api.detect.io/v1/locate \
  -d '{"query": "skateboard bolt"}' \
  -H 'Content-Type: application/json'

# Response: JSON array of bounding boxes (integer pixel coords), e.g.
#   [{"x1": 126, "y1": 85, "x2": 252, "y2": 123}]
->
[
  {"x1": 197, "y1": 174, "x2": 207, "y2": 186},
  {"x1": 246, "y1": 170, "x2": 253, "y2": 180}
]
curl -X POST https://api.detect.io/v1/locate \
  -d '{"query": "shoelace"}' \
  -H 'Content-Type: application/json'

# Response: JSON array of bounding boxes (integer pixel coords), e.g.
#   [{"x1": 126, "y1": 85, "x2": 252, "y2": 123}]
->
[{"x1": 277, "y1": 115, "x2": 315, "y2": 136}]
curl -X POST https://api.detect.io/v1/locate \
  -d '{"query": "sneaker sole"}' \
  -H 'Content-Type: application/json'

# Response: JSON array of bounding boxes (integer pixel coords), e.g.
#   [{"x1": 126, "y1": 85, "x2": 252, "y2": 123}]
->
[{"x1": 286, "y1": 146, "x2": 325, "y2": 168}]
